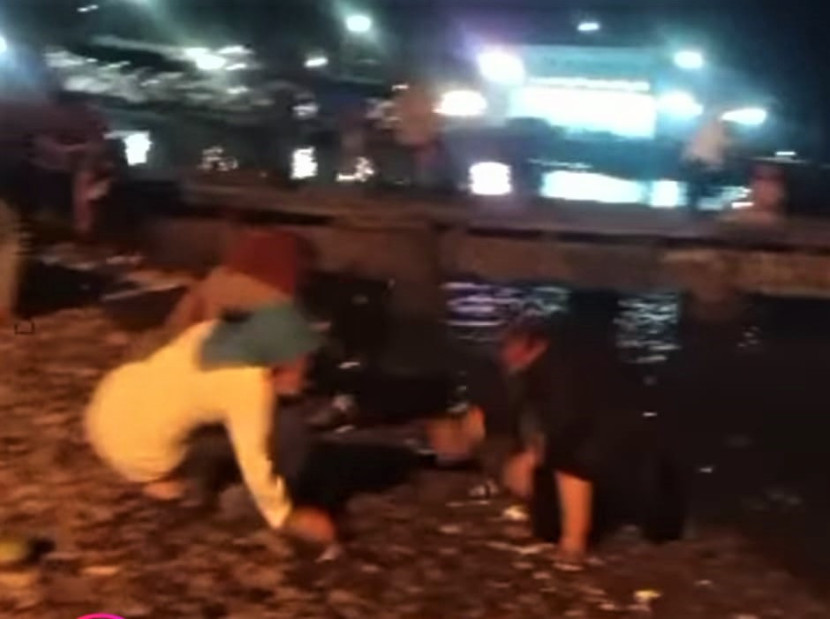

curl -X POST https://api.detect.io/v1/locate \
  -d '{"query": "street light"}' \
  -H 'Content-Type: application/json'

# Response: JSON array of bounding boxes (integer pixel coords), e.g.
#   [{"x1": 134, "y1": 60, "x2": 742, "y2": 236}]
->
[
  {"x1": 578, "y1": 21, "x2": 601, "y2": 33},
  {"x1": 345, "y1": 14, "x2": 373, "y2": 35},
  {"x1": 674, "y1": 50, "x2": 705, "y2": 71}
]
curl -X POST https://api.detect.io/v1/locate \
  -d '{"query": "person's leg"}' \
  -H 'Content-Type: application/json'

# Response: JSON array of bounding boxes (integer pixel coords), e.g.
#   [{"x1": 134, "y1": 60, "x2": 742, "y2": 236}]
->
[
  {"x1": 501, "y1": 448, "x2": 539, "y2": 500},
  {"x1": 169, "y1": 425, "x2": 239, "y2": 507},
  {"x1": 686, "y1": 162, "x2": 704, "y2": 213},
  {"x1": 555, "y1": 471, "x2": 593, "y2": 559}
]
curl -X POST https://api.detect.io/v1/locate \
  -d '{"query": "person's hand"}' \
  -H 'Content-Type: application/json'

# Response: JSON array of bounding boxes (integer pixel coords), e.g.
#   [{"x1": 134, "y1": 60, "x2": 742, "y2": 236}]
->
[{"x1": 283, "y1": 508, "x2": 336, "y2": 546}]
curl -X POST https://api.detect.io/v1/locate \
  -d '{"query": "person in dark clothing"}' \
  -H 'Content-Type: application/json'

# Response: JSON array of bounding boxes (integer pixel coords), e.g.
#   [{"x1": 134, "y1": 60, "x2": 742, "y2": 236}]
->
[{"x1": 429, "y1": 291, "x2": 684, "y2": 570}]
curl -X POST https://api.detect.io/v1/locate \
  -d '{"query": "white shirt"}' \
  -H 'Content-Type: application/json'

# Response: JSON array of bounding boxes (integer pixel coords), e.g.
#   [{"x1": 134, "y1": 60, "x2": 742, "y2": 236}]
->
[{"x1": 85, "y1": 321, "x2": 292, "y2": 528}]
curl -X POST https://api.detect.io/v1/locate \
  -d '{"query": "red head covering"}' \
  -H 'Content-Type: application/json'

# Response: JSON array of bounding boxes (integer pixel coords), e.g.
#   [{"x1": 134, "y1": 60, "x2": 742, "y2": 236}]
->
[{"x1": 223, "y1": 229, "x2": 311, "y2": 297}]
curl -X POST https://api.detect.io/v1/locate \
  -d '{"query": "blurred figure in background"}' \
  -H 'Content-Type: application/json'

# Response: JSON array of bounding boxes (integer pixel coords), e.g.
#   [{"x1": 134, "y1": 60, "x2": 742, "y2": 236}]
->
[
  {"x1": 0, "y1": 199, "x2": 22, "y2": 326},
  {"x1": 393, "y1": 82, "x2": 440, "y2": 188},
  {"x1": 748, "y1": 163, "x2": 786, "y2": 221},
  {"x1": 683, "y1": 110, "x2": 731, "y2": 213}
]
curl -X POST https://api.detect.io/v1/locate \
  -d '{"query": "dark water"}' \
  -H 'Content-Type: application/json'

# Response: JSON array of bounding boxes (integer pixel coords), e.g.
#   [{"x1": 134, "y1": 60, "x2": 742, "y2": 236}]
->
[{"x1": 446, "y1": 280, "x2": 830, "y2": 593}]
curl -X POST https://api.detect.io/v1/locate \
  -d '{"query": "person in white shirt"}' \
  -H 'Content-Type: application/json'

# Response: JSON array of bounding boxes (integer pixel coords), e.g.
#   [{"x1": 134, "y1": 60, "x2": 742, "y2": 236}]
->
[{"x1": 85, "y1": 302, "x2": 335, "y2": 545}]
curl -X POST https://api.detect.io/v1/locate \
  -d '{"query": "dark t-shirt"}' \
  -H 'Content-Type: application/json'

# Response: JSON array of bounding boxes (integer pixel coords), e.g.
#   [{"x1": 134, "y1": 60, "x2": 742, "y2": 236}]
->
[{"x1": 469, "y1": 325, "x2": 641, "y2": 481}]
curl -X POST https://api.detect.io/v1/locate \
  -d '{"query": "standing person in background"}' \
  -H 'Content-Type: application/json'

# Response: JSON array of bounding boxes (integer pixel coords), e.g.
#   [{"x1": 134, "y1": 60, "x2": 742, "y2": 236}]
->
[
  {"x1": 0, "y1": 199, "x2": 22, "y2": 327},
  {"x1": 683, "y1": 110, "x2": 731, "y2": 214},
  {"x1": 338, "y1": 104, "x2": 367, "y2": 180},
  {"x1": 393, "y1": 82, "x2": 440, "y2": 188}
]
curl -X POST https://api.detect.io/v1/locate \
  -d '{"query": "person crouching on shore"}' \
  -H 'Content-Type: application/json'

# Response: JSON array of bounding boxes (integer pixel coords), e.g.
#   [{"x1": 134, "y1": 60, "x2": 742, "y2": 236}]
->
[
  {"x1": 85, "y1": 302, "x2": 334, "y2": 545},
  {"x1": 428, "y1": 302, "x2": 642, "y2": 571}
]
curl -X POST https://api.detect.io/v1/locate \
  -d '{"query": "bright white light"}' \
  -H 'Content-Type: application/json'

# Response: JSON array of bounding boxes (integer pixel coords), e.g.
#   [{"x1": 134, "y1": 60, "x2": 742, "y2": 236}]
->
[
  {"x1": 291, "y1": 148, "x2": 318, "y2": 180},
  {"x1": 722, "y1": 107, "x2": 768, "y2": 127},
  {"x1": 775, "y1": 150, "x2": 797, "y2": 159},
  {"x1": 305, "y1": 54, "x2": 329, "y2": 69},
  {"x1": 477, "y1": 48, "x2": 526, "y2": 85},
  {"x1": 510, "y1": 86, "x2": 657, "y2": 139},
  {"x1": 658, "y1": 91, "x2": 704, "y2": 119},
  {"x1": 184, "y1": 47, "x2": 227, "y2": 71},
  {"x1": 123, "y1": 132, "x2": 152, "y2": 166},
  {"x1": 529, "y1": 76, "x2": 650, "y2": 93},
  {"x1": 436, "y1": 90, "x2": 488, "y2": 118},
  {"x1": 0, "y1": 35, "x2": 7, "y2": 55},
  {"x1": 674, "y1": 50, "x2": 705, "y2": 71},
  {"x1": 649, "y1": 180, "x2": 683, "y2": 208},
  {"x1": 78, "y1": 4, "x2": 100, "y2": 13},
  {"x1": 542, "y1": 171, "x2": 645, "y2": 204},
  {"x1": 578, "y1": 21, "x2": 601, "y2": 33},
  {"x1": 470, "y1": 162, "x2": 512, "y2": 197},
  {"x1": 337, "y1": 157, "x2": 375, "y2": 183},
  {"x1": 218, "y1": 45, "x2": 249, "y2": 56},
  {"x1": 226, "y1": 62, "x2": 248, "y2": 72},
  {"x1": 227, "y1": 86, "x2": 249, "y2": 96},
  {"x1": 345, "y1": 14, "x2": 373, "y2": 35}
]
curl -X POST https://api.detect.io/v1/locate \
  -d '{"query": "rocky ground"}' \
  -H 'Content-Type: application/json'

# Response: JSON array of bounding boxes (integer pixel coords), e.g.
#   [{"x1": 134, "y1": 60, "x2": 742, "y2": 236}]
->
[{"x1": 1, "y1": 308, "x2": 829, "y2": 618}]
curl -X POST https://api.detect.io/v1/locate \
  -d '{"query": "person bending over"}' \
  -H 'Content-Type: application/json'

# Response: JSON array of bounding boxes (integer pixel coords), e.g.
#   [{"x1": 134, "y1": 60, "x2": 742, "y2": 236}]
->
[
  {"x1": 85, "y1": 302, "x2": 334, "y2": 545},
  {"x1": 429, "y1": 302, "x2": 641, "y2": 570}
]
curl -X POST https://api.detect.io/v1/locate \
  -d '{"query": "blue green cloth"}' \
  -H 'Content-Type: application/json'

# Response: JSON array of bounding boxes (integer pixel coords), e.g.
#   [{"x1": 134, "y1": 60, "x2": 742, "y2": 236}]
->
[{"x1": 200, "y1": 303, "x2": 322, "y2": 369}]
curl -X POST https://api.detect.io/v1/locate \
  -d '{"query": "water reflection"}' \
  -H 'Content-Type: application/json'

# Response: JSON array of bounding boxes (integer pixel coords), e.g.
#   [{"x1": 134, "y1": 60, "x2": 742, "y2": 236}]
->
[
  {"x1": 445, "y1": 281, "x2": 679, "y2": 365},
  {"x1": 539, "y1": 170, "x2": 748, "y2": 210}
]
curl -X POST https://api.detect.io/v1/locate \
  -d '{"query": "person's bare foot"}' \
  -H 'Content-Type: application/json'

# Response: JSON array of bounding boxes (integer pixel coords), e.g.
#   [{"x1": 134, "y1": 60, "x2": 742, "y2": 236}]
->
[
  {"x1": 283, "y1": 508, "x2": 337, "y2": 546},
  {"x1": 143, "y1": 480, "x2": 186, "y2": 502},
  {"x1": 554, "y1": 538, "x2": 588, "y2": 572}
]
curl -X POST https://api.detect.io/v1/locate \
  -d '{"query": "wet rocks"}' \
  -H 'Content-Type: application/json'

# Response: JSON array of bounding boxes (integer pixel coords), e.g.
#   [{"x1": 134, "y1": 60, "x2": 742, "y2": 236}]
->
[{"x1": 0, "y1": 307, "x2": 828, "y2": 618}]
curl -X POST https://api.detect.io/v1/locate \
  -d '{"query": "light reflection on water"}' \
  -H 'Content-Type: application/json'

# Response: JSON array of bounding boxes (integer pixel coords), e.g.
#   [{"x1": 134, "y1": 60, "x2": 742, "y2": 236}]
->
[{"x1": 445, "y1": 281, "x2": 680, "y2": 365}]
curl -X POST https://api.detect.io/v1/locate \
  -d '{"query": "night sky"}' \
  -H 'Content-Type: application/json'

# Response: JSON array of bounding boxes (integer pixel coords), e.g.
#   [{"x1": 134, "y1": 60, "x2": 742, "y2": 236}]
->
[{"x1": 2, "y1": 0, "x2": 830, "y2": 154}]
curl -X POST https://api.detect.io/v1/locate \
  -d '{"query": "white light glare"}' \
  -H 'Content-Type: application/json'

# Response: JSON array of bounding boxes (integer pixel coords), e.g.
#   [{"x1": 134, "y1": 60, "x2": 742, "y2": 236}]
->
[
  {"x1": 578, "y1": 21, "x2": 601, "y2": 33},
  {"x1": 0, "y1": 35, "x2": 7, "y2": 55},
  {"x1": 658, "y1": 91, "x2": 704, "y2": 119},
  {"x1": 346, "y1": 14, "x2": 373, "y2": 35},
  {"x1": 184, "y1": 47, "x2": 227, "y2": 71},
  {"x1": 477, "y1": 49, "x2": 526, "y2": 85},
  {"x1": 775, "y1": 150, "x2": 797, "y2": 159},
  {"x1": 674, "y1": 50, "x2": 705, "y2": 70},
  {"x1": 305, "y1": 54, "x2": 329, "y2": 69},
  {"x1": 78, "y1": 4, "x2": 100, "y2": 13},
  {"x1": 530, "y1": 76, "x2": 650, "y2": 93},
  {"x1": 722, "y1": 107, "x2": 768, "y2": 127},
  {"x1": 470, "y1": 162, "x2": 512, "y2": 197},
  {"x1": 123, "y1": 132, "x2": 152, "y2": 166},
  {"x1": 436, "y1": 90, "x2": 488, "y2": 118},
  {"x1": 292, "y1": 148, "x2": 318, "y2": 180},
  {"x1": 226, "y1": 63, "x2": 248, "y2": 72},
  {"x1": 219, "y1": 45, "x2": 249, "y2": 56}
]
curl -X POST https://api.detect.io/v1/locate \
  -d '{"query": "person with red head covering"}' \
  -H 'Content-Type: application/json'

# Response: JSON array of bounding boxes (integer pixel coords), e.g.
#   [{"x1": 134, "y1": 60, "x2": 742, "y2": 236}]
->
[{"x1": 127, "y1": 228, "x2": 314, "y2": 361}]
